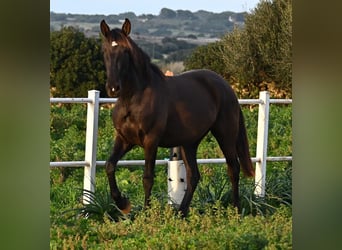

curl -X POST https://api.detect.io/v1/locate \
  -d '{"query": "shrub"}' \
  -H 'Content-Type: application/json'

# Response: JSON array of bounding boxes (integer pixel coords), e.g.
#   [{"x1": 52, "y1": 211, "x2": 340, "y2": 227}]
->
[
  {"x1": 50, "y1": 27, "x2": 106, "y2": 97},
  {"x1": 184, "y1": 0, "x2": 292, "y2": 99}
]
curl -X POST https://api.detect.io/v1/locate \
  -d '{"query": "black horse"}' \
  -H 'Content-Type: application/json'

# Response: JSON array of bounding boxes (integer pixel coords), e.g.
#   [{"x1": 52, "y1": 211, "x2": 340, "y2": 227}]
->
[{"x1": 100, "y1": 19, "x2": 254, "y2": 216}]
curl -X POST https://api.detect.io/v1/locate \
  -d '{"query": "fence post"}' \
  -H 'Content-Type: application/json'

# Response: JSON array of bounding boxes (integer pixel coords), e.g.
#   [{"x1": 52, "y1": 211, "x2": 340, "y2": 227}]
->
[
  {"x1": 254, "y1": 91, "x2": 270, "y2": 197},
  {"x1": 83, "y1": 90, "x2": 100, "y2": 204},
  {"x1": 168, "y1": 147, "x2": 186, "y2": 207}
]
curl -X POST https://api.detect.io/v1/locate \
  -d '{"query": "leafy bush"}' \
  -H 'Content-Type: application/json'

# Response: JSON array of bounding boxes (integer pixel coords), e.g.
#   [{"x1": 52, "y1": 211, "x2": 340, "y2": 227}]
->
[
  {"x1": 184, "y1": 41, "x2": 228, "y2": 79},
  {"x1": 50, "y1": 27, "x2": 106, "y2": 97},
  {"x1": 184, "y1": 0, "x2": 292, "y2": 99}
]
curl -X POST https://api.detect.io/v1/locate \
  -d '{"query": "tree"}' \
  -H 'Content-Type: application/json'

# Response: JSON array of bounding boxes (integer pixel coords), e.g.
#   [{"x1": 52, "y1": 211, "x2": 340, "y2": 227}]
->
[
  {"x1": 184, "y1": 42, "x2": 228, "y2": 79},
  {"x1": 50, "y1": 27, "x2": 106, "y2": 97},
  {"x1": 177, "y1": 10, "x2": 197, "y2": 20},
  {"x1": 222, "y1": 0, "x2": 292, "y2": 97},
  {"x1": 184, "y1": 0, "x2": 292, "y2": 98},
  {"x1": 159, "y1": 8, "x2": 177, "y2": 19}
]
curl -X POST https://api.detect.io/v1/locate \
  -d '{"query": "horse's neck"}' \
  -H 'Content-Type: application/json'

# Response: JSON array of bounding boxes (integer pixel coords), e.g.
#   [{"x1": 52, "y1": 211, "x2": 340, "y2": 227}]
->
[
  {"x1": 120, "y1": 46, "x2": 165, "y2": 101},
  {"x1": 132, "y1": 44, "x2": 165, "y2": 82},
  {"x1": 120, "y1": 73, "x2": 164, "y2": 107}
]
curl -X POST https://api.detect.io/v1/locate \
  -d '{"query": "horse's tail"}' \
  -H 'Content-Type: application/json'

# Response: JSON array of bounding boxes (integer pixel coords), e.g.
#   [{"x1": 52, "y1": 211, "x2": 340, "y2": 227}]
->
[{"x1": 237, "y1": 108, "x2": 255, "y2": 177}]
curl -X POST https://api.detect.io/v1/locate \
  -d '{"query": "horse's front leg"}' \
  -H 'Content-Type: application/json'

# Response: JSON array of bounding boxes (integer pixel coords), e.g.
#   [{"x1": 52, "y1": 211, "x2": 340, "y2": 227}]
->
[
  {"x1": 142, "y1": 142, "x2": 158, "y2": 208},
  {"x1": 106, "y1": 135, "x2": 133, "y2": 214}
]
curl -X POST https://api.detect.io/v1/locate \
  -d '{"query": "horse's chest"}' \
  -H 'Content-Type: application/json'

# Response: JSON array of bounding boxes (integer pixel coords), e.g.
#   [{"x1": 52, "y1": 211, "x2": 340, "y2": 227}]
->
[{"x1": 112, "y1": 109, "x2": 145, "y2": 145}]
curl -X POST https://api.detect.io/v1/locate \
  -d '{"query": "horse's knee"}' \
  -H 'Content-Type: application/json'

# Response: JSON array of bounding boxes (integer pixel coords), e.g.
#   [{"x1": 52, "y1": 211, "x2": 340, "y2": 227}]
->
[{"x1": 105, "y1": 161, "x2": 115, "y2": 175}]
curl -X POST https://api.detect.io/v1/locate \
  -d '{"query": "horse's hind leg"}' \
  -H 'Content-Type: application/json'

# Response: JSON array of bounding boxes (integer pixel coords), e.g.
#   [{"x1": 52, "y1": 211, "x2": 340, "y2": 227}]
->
[
  {"x1": 211, "y1": 129, "x2": 241, "y2": 210},
  {"x1": 225, "y1": 156, "x2": 241, "y2": 209},
  {"x1": 179, "y1": 144, "x2": 200, "y2": 217},
  {"x1": 106, "y1": 135, "x2": 133, "y2": 214}
]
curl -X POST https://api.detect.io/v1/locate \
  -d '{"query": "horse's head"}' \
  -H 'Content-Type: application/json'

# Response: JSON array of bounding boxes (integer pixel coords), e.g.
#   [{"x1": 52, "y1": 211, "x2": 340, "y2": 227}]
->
[{"x1": 100, "y1": 19, "x2": 133, "y2": 98}]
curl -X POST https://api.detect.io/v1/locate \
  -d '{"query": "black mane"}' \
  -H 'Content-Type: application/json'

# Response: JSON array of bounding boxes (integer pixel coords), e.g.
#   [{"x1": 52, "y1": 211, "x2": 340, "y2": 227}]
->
[{"x1": 126, "y1": 36, "x2": 165, "y2": 81}]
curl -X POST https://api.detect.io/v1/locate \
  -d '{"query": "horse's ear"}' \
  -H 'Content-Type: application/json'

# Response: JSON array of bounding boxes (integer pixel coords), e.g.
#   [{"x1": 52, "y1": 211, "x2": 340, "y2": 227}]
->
[
  {"x1": 100, "y1": 20, "x2": 110, "y2": 38},
  {"x1": 122, "y1": 18, "x2": 131, "y2": 36}
]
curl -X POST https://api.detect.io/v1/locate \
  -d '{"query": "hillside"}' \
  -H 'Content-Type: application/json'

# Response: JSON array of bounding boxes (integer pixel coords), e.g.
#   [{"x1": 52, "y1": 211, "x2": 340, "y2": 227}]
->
[
  {"x1": 50, "y1": 9, "x2": 246, "y2": 70},
  {"x1": 50, "y1": 8, "x2": 245, "y2": 40}
]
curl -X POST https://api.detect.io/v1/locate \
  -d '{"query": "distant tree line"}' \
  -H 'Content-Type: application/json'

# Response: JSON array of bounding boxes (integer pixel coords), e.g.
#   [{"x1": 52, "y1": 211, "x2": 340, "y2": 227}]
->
[
  {"x1": 50, "y1": 9, "x2": 244, "y2": 38},
  {"x1": 138, "y1": 37, "x2": 197, "y2": 62}
]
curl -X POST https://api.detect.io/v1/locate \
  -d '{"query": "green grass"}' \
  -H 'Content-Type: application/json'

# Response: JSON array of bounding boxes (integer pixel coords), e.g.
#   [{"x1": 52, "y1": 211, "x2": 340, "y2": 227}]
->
[
  {"x1": 50, "y1": 163, "x2": 292, "y2": 248},
  {"x1": 50, "y1": 104, "x2": 292, "y2": 248},
  {"x1": 50, "y1": 174, "x2": 292, "y2": 249}
]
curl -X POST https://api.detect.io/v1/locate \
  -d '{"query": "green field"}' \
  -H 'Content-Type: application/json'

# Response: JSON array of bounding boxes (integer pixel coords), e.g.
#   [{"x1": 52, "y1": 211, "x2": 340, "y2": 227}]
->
[{"x1": 50, "y1": 104, "x2": 292, "y2": 249}]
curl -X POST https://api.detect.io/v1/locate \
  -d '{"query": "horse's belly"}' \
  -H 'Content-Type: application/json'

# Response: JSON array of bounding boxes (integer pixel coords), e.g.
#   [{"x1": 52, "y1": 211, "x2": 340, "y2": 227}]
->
[
  {"x1": 158, "y1": 119, "x2": 213, "y2": 148},
  {"x1": 158, "y1": 131, "x2": 206, "y2": 148}
]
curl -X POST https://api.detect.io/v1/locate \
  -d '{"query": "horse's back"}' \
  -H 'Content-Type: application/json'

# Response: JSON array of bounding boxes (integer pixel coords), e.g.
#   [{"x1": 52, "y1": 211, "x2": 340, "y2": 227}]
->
[{"x1": 167, "y1": 69, "x2": 238, "y2": 106}]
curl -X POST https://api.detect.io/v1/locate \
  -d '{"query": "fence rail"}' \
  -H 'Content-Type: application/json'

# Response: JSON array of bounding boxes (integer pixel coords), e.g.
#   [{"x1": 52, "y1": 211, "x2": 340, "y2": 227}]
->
[
  {"x1": 49, "y1": 156, "x2": 293, "y2": 168},
  {"x1": 50, "y1": 90, "x2": 292, "y2": 202}
]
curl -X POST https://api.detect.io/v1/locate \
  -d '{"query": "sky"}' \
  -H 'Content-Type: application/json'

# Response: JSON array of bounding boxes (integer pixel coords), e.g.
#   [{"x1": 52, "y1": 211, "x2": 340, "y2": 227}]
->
[{"x1": 50, "y1": 0, "x2": 261, "y2": 15}]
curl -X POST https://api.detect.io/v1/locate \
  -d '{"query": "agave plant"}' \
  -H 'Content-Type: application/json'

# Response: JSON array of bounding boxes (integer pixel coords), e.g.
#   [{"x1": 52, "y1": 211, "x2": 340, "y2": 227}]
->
[
  {"x1": 241, "y1": 165, "x2": 292, "y2": 216},
  {"x1": 193, "y1": 164, "x2": 292, "y2": 216},
  {"x1": 63, "y1": 188, "x2": 128, "y2": 222}
]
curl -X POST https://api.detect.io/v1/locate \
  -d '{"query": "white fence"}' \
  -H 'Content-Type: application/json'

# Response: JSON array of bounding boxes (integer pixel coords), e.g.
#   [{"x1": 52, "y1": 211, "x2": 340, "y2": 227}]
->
[{"x1": 50, "y1": 90, "x2": 292, "y2": 203}]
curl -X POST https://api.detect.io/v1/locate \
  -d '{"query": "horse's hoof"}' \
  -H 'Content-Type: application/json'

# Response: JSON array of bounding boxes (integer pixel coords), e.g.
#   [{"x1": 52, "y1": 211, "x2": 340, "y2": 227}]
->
[
  {"x1": 119, "y1": 198, "x2": 131, "y2": 214},
  {"x1": 121, "y1": 202, "x2": 131, "y2": 214}
]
